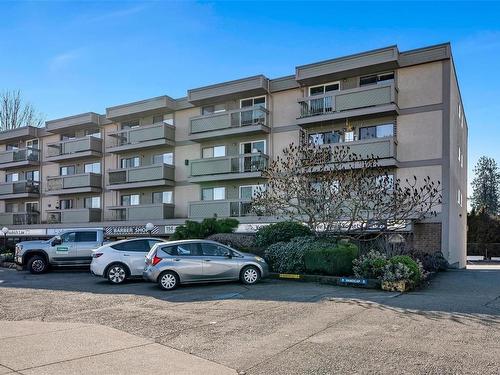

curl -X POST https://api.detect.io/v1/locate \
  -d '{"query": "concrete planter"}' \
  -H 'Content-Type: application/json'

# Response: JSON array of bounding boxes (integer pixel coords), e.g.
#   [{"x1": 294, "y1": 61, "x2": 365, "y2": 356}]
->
[{"x1": 269, "y1": 272, "x2": 380, "y2": 289}]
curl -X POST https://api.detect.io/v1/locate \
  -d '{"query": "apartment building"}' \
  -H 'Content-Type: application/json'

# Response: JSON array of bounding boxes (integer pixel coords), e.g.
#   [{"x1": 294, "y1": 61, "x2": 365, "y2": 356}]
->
[{"x1": 0, "y1": 43, "x2": 467, "y2": 267}]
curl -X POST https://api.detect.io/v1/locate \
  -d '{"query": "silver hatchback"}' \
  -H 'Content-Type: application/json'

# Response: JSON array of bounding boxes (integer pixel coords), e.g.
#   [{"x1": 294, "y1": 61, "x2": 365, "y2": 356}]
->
[{"x1": 143, "y1": 240, "x2": 269, "y2": 290}]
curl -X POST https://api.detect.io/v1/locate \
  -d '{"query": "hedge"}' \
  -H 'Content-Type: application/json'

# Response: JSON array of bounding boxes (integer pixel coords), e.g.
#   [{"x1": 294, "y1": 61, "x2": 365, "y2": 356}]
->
[{"x1": 304, "y1": 242, "x2": 359, "y2": 276}]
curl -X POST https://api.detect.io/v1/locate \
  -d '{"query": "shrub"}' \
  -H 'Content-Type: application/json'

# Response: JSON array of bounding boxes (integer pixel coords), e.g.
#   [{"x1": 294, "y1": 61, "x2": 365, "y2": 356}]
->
[
  {"x1": 381, "y1": 262, "x2": 414, "y2": 283},
  {"x1": 352, "y1": 250, "x2": 388, "y2": 279},
  {"x1": 255, "y1": 222, "x2": 311, "y2": 248},
  {"x1": 171, "y1": 218, "x2": 239, "y2": 240},
  {"x1": 388, "y1": 255, "x2": 423, "y2": 283},
  {"x1": 265, "y1": 236, "x2": 335, "y2": 274},
  {"x1": 206, "y1": 233, "x2": 260, "y2": 255},
  {"x1": 304, "y1": 242, "x2": 359, "y2": 276}
]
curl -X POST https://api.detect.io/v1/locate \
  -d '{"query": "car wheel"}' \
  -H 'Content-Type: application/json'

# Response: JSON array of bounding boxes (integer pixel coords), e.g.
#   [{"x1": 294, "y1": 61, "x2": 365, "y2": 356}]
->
[
  {"x1": 107, "y1": 264, "x2": 128, "y2": 284},
  {"x1": 240, "y1": 266, "x2": 260, "y2": 285},
  {"x1": 158, "y1": 271, "x2": 179, "y2": 291},
  {"x1": 27, "y1": 255, "x2": 48, "y2": 274}
]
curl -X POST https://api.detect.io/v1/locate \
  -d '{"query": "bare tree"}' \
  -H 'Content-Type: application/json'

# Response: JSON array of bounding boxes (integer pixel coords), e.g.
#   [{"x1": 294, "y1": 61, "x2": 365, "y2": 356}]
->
[
  {"x1": 252, "y1": 142, "x2": 442, "y2": 239},
  {"x1": 0, "y1": 90, "x2": 44, "y2": 131}
]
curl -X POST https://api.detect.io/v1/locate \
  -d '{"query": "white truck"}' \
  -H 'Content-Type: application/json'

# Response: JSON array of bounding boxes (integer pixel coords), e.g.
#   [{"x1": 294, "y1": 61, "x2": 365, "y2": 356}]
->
[{"x1": 15, "y1": 229, "x2": 106, "y2": 274}]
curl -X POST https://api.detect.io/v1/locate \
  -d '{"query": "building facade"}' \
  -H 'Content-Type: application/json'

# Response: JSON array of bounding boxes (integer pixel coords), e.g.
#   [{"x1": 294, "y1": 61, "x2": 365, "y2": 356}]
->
[{"x1": 0, "y1": 43, "x2": 467, "y2": 267}]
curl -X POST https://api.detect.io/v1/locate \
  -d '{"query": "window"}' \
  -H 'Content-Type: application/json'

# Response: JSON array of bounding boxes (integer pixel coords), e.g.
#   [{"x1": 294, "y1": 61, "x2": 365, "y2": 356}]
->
[
  {"x1": 26, "y1": 139, "x2": 39, "y2": 151},
  {"x1": 309, "y1": 82, "x2": 340, "y2": 96},
  {"x1": 359, "y1": 124, "x2": 394, "y2": 140},
  {"x1": 59, "y1": 199, "x2": 74, "y2": 209},
  {"x1": 25, "y1": 202, "x2": 39, "y2": 212},
  {"x1": 85, "y1": 129, "x2": 101, "y2": 138},
  {"x1": 121, "y1": 157, "x2": 140, "y2": 168},
  {"x1": 121, "y1": 194, "x2": 140, "y2": 206},
  {"x1": 360, "y1": 72, "x2": 394, "y2": 86},
  {"x1": 60, "y1": 232, "x2": 76, "y2": 243},
  {"x1": 158, "y1": 245, "x2": 178, "y2": 256},
  {"x1": 308, "y1": 131, "x2": 341, "y2": 145},
  {"x1": 202, "y1": 104, "x2": 226, "y2": 115},
  {"x1": 61, "y1": 134, "x2": 76, "y2": 141},
  {"x1": 60, "y1": 165, "x2": 75, "y2": 176},
  {"x1": 241, "y1": 140, "x2": 265, "y2": 154},
  {"x1": 153, "y1": 114, "x2": 164, "y2": 124},
  {"x1": 152, "y1": 152, "x2": 173, "y2": 165},
  {"x1": 152, "y1": 191, "x2": 173, "y2": 204},
  {"x1": 240, "y1": 185, "x2": 265, "y2": 200},
  {"x1": 5, "y1": 203, "x2": 17, "y2": 213},
  {"x1": 458, "y1": 189, "x2": 463, "y2": 207},
  {"x1": 148, "y1": 239, "x2": 163, "y2": 249},
  {"x1": 6, "y1": 173, "x2": 19, "y2": 183},
  {"x1": 163, "y1": 113, "x2": 174, "y2": 126},
  {"x1": 201, "y1": 243, "x2": 230, "y2": 257},
  {"x1": 202, "y1": 145, "x2": 226, "y2": 159},
  {"x1": 25, "y1": 170, "x2": 39, "y2": 182},
  {"x1": 121, "y1": 120, "x2": 140, "y2": 130},
  {"x1": 76, "y1": 231, "x2": 97, "y2": 242},
  {"x1": 6, "y1": 143, "x2": 19, "y2": 150},
  {"x1": 375, "y1": 175, "x2": 394, "y2": 189},
  {"x1": 241, "y1": 96, "x2": 266, "y2": 108},
  {"x1": 202, "y1": 187, "x2": 225, "y2": 201},
  {"x1": 111, "y1": 239, "x2": 150, "y2": 252},
  {"x1": 84, "y1": 162, "x2": 101, "y2": 174},
  {"x1": 176, "y1": 243, "x2": 201, "y2": 256},
  {"x1": 84, "y1": 196, "x2": 101, "y2": 209}
]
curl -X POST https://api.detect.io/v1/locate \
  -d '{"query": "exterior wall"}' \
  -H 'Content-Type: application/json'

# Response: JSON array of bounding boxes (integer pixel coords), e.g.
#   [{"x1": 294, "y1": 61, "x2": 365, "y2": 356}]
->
[{"x1": 0, "y1": 43, "x2": 467, "y2": 267}]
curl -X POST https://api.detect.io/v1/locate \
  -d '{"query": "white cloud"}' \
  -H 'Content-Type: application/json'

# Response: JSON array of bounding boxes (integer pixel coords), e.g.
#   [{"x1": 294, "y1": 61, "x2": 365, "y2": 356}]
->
[{"x1": 48, "y1": 48, "x2": 84, "y2": 71}]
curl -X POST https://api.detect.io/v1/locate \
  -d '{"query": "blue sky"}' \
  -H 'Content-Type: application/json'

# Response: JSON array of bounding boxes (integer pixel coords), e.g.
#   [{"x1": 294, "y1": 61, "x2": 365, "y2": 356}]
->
[{"x1": 1, "y1": 1, "x2": 499, "y2": 196}]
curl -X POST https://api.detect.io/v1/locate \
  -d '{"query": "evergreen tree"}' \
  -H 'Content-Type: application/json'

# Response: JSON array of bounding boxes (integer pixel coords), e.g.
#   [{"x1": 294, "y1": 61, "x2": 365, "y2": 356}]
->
[{"x1": 471, "y1": 156, "x2": 500, "y2": 215}]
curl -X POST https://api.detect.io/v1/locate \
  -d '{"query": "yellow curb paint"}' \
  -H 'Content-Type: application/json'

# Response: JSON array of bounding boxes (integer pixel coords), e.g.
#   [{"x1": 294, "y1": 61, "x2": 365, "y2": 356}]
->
[{"x1": 279, "y1": 274, "x2": 301, "y2": 279}]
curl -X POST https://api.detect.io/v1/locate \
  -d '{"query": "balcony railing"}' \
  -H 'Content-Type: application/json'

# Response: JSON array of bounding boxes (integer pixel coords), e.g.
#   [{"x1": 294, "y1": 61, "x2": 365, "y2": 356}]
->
[
  {"x1": 303, "y1": 137, "x2": 397, "y2": 163},
  {"x1": 46, "y1": 173, "x2": 102, "y2": 192},
  {"x1": 0, "y1": 181, "x2": 39, "y2": 197},
  {"x1": 0, "y1": 148, "x2": 40, "y2": 165},
  {"x1": 108, "y1": 164, "x2": 175, "y2": 186},
  {"x1": 46, "y1": 136, "x2": 102, "y2": 159},
  {"x1": 190, "y1": 153, "x2": 268, "y2": 177},
  {"x1": 107, "y1": 122, "x2": 175, "y2": 150},
  {"x1": 0, "y1": 212, "x2": 39, "y2": 226},
  {"x1": 190, "y1": 106, "x2": 269, "y2": 134},
  {"x1": 189, "y1": 199, "x2": 253, "y2": 218},
  {"x1": 108, "y1": 203, "x2": 174, "y2": 221},
  {"x1": 298, "y1": 83, "x2": 397, "y2": 118},
  {"x1": 47, "y1": 208, "x2": 102, "y2": 224}
]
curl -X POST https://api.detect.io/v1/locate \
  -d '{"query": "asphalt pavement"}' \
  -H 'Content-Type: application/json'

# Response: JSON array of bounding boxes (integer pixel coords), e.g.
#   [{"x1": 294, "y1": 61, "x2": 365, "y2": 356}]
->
[{"x1": 0, "y1": 266, "x2": 499, "y2": 374}]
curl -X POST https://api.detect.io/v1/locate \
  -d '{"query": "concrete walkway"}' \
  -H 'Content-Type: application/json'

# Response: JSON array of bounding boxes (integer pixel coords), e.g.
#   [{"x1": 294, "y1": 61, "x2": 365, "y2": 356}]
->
[{"x1": 0, "y1": 321, "x2": 236, "y2": 375}]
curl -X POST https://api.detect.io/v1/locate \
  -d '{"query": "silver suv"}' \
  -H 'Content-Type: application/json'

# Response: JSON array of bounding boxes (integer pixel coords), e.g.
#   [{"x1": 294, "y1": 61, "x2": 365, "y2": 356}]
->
[{"x1": 143, "y1": 240, "x2": 269, "y2": 290}]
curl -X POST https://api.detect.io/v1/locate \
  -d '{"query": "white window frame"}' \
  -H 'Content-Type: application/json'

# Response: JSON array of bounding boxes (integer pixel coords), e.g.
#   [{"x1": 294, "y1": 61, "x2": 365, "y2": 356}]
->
[
  {"x1": 202, "y1": 145, "x2": 226, "y2": 159},
  {"x1": 25, "y1": 201, "x2": 39, "y2": 212},
  {"x1": 308, "y1": 81, "x2": 340, "y2": 96},
  {"x1": 240, "y1": 95, "x2": 267, "y2": 109},
  {"x1": 239, "y1": 140, "x2": 266, "y2": 155},
  {"x1": 239, "y1": 184, "x2": 265, "y2": 199}
]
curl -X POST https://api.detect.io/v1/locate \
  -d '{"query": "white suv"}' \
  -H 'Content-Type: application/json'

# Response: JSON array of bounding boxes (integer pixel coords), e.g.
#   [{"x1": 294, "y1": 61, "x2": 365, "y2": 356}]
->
[{"x1": 91, "y1": 238, "x2": 165, "y2": 284}]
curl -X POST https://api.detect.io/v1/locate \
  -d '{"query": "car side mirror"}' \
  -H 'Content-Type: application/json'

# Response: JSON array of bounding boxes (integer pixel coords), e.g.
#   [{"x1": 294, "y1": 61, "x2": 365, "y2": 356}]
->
[
  {"x1": 52, "y1": 236, "x2": 62, "y2": 246},
  {"x1": 224, "y1": 251, "x2": 232, "y2": 258}
]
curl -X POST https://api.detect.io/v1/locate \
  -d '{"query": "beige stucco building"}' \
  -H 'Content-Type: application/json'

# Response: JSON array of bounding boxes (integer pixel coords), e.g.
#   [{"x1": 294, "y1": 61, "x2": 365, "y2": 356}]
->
[{"x1": 0, "y1": 43, "x2": 467, "y2": 267}]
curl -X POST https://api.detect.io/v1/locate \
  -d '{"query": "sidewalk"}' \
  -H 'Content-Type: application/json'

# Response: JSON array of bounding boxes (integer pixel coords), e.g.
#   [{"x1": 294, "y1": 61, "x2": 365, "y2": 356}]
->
[{"x1": 0, "y1": 321, "x2": 237, "y2": 375}]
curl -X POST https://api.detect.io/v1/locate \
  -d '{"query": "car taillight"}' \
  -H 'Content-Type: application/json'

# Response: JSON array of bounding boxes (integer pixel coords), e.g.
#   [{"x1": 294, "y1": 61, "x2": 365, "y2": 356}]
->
[
  {"x1": 152, "y1": 255, "x2": 162, "y2": 266},
  {"x1": 93, "y1": 253, "x2": 103, "y2": 258}
]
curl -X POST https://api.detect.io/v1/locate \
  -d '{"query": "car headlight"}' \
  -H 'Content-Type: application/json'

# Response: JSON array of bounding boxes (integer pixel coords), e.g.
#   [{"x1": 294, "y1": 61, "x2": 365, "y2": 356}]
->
[{"x1": 254, "y1": 256, "x2": 265, "y2": 263}]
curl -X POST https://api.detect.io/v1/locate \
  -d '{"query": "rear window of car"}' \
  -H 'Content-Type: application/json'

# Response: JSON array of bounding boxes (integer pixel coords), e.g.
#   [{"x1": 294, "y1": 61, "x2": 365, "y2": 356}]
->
[{"x1": 111, "y1": 240, "x2": 149, "y2": 252}]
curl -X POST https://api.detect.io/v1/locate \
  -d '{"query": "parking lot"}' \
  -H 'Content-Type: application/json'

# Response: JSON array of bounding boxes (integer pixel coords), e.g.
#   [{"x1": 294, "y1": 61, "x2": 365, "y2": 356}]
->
[{"x1": 1, "y1": 267, "x2": 500, "y2": 374}]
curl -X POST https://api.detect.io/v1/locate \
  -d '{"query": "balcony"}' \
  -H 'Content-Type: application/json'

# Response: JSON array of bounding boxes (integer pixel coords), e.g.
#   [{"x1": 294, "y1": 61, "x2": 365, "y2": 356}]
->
[
  {"x1": 189, "y1": 199, "x2": 252, "y2": 218},
  {"x1": 189, "y1": 106, "x2": 270, "y2": 141},
  {"x1": 0, "y1": 181, "x2": 39, "y2": 200},
  {"x1": 46, "y1": 136, "x2": 103, "y2": 161},
  {"x1": 189, "y1": 153, "x2": 268, "y2": 183},
  {"x1": 0, "y1": 212, "x2": 39, "y2": 226},
  {"x1": 108, "y1": 164, "x2": 175, "y2": 190},
  {"x1": 108, "y1": 203, "x2": 174, "y2": 221},
  {"x1": 107, "y1": 123, "x2": 175, "y2": 153},
  {"x1": 0, "y1": 148, "x2": 40, "y2": 169},
  {"x1": 297, "y1": 83, "x2": 399, "y2": 126},
  {"x1": 47, "y1": 208, "x2": 102, "y2": 224},
  {"x1": 306, "y1": 137, "x2": 398, "y2": 167},
  {"x1": 46, "y1": 173, "x2": 102, "y2": 195}
]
